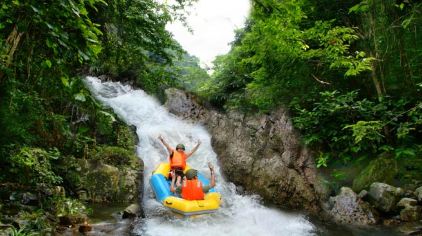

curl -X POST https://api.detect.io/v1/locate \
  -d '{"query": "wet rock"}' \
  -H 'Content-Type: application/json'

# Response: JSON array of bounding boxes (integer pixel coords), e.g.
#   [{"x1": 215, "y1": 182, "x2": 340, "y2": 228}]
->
[
  {"x1": 236, "y1": 185, "x2": 245, "y2": 195},
  {"x1": 122, "y1": 204, "x2": 140, "y2": 219},
  {"x1": 326, "y1": 187, "x2": 378, "y2": 225},
  {"x1": 21, "y1": 192, "x2": 38, "y2": 205},
  {"x1": 397, "y1": 198, "x2": 418, "y2": 208},
  {"x1": 397, "y1": 188, "x2": 405, "y2": 197},
  {"x1": 77, "y1": 189, "x2": 89, "y2": 201},
  {"x1": 79, "y1": 222, "x2": 93, "y2": 233},
  {"x1": 400, "y1": 205, "x2": 421, "y2": 222},
  {"x1": 63, "y1": 154, "x2": 143, "y2": 203},
  {"x1": 358, "y1": 190, "x2": 368, "y2": 200},
  {"x1": 368, "y1": 182, "x2": 401, "y2": 213},
  {"x1": 52, "y1": 186, "x2": 66, "y2": 197},
  {"x1": 398, "y1": 223, "x2": 422, "y2": 235},
  {"x1": 383, "y1": 218, "x2": 401, "y2": 226},
  {"x1": 59, "y1": 214, "x2": 87, "y2": 226},
  {"x1": 415, "y1": 186, "x2": 422, "y2": 202}
]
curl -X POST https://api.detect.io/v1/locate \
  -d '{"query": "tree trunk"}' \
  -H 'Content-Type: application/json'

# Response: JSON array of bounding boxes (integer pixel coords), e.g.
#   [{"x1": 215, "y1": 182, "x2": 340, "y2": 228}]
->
[{"x1": 0, "y1": 25, "x2": 24, "y2": 82}]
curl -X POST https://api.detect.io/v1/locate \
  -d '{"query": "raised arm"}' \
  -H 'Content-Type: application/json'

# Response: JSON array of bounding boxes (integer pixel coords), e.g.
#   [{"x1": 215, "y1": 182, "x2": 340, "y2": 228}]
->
[
  {"x1": 158, "y1": 135, "x2": 172, "y2": 154},
  {"x1": 186, "y1": 140, "x2": 201, "y2": 159},
  {"x1": 208, "y1": 162, "x2": 216, "y2": 188}
]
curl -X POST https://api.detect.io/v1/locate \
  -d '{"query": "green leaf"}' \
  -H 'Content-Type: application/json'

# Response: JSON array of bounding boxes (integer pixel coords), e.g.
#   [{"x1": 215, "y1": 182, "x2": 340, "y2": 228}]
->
[
  {"x1": 30, "y1": 5, "x2": 39, "y2": 13},
  {"x1": 44, "y1": 59, "x2": 52, "y2": 68},
  {"x1": 61, "y1": 76, "x2": 70, "y2": 88},
  {"x1": 74, "y1": 93, "x2": 86, "y2": 102},
  {"x1": 99, "y1": 111, "x2": 116, "y2": 122},
  {"x1": 395, "y1": 147, "x2": 416, "y2": 159}
]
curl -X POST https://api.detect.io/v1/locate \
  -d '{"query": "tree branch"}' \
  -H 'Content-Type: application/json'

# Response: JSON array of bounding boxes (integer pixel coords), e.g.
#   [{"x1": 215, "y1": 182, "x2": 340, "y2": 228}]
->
[{"x1": 311, "y1": 74, "x2": 331, "y2": 85}]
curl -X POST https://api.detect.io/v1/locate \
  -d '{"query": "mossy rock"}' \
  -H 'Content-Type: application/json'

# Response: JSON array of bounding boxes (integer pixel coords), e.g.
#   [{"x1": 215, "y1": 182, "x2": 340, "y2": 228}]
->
[
  {"x1": 60, "y1": 145, "x2": 142, "y2": 203},
  {"x1": 82, "y1": 161, "x2": 141, "y2": 202},
  {"x1": 397, "y1": 156, "x2": 422, "y2": 188},
  {"x1": 86, "y1": 163, "x2": 120, "y2": 202},
  {"x1": 63, "y1": 157, "x2": 142, "y2": 203},
  {"x1": 352, "y1": 154, "x2": 398, "y2": 192},
  {"x1": 116, "y1": 124, "x2": 137, "y2": 150}
]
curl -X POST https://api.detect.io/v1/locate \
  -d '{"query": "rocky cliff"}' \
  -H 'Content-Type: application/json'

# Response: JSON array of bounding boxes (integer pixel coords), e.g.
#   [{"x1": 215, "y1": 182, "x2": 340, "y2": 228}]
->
[{"x1": 164, "y1": 88, "x2": 327, "y2": 214}]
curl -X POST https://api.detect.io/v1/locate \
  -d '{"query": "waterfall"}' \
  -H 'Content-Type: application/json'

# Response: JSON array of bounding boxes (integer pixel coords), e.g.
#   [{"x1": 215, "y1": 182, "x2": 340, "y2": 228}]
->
[{"x1": 85, "y1": 76, "x2": 315, "y2": 236}]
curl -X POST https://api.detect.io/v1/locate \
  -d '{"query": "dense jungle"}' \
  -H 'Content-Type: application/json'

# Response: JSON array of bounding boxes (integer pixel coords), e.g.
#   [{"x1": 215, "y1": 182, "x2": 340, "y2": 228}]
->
[{"x1": 0, "y1": 0, "x2": 421, "y2": 235}]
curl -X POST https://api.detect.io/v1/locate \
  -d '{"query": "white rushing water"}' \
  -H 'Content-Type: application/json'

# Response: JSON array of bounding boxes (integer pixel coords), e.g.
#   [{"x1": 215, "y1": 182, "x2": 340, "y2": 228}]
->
[{"x1": 85, "y1": 76, "x2": 316, "y2": 236}]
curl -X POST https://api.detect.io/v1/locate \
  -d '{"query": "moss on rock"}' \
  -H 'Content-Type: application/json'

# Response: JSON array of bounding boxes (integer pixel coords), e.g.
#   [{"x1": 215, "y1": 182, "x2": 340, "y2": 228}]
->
[
  {"x1": 353, "y1": 154, "x2": 398, "y2": 192},
  {"x1": 61, "y1": 145, "x2": 142, "y2": 203}
]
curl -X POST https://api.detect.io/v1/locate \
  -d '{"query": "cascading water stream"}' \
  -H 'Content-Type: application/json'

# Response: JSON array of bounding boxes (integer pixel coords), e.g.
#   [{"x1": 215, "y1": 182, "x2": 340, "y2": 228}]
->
[{"x1": 85, "y1": 76, "x2": 316, "y2": 236}]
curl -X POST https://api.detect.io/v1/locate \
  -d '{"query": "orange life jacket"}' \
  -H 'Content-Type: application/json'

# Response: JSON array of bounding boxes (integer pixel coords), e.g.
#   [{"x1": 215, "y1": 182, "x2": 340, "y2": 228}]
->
[
  {"x1": 181, "y1": 179, "x2": 205, "y2": 200},
  {"x1": 170, "y1": 150, "x2": 187, "y2": 170}
]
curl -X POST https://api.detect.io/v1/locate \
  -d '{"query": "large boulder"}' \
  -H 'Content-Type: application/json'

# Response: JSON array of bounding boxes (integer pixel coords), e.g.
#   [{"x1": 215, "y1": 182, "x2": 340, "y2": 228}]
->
[
  {"x1": 122, "y1": 204, "x2": 141, "y2": 219},
  {"x1": 399, "y1": 205, "x2": 421, "y2": 222},
  {"x1": 164, "y1": 88, "x2": 327, "y2": 214},
  {"x1": 352, "y1": 155, "x2": 398, "y2": 193},
  {"x1": 415, "y1": 186, "x2": 422, "y2": 202},
  {"x1": 63, "y1": 151, "x2": 143, "y2": 203},
  {"x1": 397, "y1": 198, "x2": 418, "y2": 208},
  {"x1": 325, "y1": 187, "x2": 378, "y2": 225},
  {"x1": 368, "y1": 182, "x2": 401, "y2": 213},
  {"x1": 396, "y1": 197, "x2": 421, "y2": 222}
]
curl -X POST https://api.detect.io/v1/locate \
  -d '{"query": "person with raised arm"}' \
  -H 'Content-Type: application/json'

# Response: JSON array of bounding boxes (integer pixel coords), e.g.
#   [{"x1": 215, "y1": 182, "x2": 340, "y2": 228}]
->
[{"x1": 158, "y1": 135, "x2": 201, "y2": 180}]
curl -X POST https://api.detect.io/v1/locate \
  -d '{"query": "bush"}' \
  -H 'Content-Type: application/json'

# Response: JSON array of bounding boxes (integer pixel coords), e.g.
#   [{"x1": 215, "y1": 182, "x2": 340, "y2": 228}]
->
[
  {"x1": 8, "y1": 147, "x2": 62, "y2": 186},
  {"x1": 94, "y1": 146, "x2": 138, "y2": 167},
  {"x1": 290, "y1": 90, "x2": 422, "y2": 166}
]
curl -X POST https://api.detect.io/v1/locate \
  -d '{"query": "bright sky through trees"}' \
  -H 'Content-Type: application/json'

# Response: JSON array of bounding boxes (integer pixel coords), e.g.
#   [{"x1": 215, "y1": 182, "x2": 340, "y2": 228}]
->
[{"x1": 166, "y1": 0, "x2": 250, "y2": 68}]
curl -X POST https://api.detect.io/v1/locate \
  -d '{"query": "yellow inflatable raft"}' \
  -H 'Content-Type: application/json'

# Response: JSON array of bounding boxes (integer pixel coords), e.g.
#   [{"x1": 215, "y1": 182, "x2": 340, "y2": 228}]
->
[{"x1": 150, "y1": 163, "x2": 221, "y2": 216}]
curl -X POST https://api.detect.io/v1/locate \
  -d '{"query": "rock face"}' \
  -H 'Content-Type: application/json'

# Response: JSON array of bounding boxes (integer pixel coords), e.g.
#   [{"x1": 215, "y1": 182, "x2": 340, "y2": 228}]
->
[
  {"x1": 63, "y1": 154, "x2": 143, "y2": 203},
  {"x1": 326, "y1": 187, "x2": 378, "y2": 225},
  {"x1": 415, "y1": 186, "x2": 422, "y2": 202},
  {"x1": 397, "y1": 197, "x2": 421, "y2": 222},
  {"x1": 399, "y1": 205, "x2": 421, "y2": 222},
  {"x1": 123, "y1": 203, "x2": 141, "y2": 219},
  {"x1": 368, "y1": 182, "x2": 402, "y2": 213},
  {"x1": 164, "y1": 88, "x2": 325, "y2": 214}
]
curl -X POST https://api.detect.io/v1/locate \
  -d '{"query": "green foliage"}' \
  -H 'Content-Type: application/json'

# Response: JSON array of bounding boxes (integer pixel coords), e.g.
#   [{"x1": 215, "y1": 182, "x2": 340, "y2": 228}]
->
[
  {"x1": 344, "y1": 121, "x2": 384, "y2": 144},
  {"x1": 7, "y1": 226, "x2": 34, "y2": 236},
  {"x1": 94, "y1": 145, "x2": 138, "y2": 167},
  {"x1": 197, "y1": 0, "x2": 372, "y2": 112},
  {"x1": 291, "y1": 89, "x2": 422, "y2": 165},
  {"x1": 3, "y1": 210, "x2": 52, "y2": 235},
  {"x1": 91, "y1": 0, "x2": 195, "y2": 94},
  {"x1": 316, "y1": 152, "x2": 330, "y2": 168},
  {"x1": 96, "y1": 110, "x2": 116, "y2": 137},
  {"x1": 8, "y1": 147, "x2": 62, "y2": 186},
  {"x1": 53, "y1": 197, "x2": 89, "y2": 217},
  {"x1": 0, "y1": 0, "x2": 192, "y2": 233},
  {"x1": 352, "y1": 154, "x2": 398, "y2": 192},
  {"x1": 172, "y1": 53, "x2": 210, "y2": 93},
  {"x1": 116, "y1": 124, "x2": 137, "y2": 149}
]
